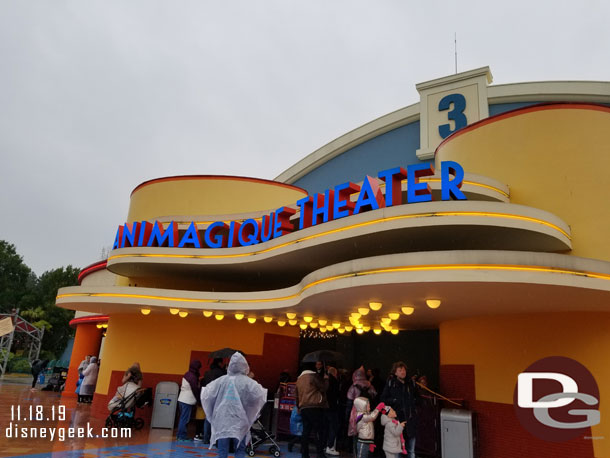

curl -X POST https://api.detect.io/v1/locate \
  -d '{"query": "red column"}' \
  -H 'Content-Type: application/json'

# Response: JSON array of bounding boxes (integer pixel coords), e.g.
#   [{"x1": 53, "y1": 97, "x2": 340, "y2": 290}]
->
[{"x1": 62, "y1": 323, "x2": 103, "y2": 398}]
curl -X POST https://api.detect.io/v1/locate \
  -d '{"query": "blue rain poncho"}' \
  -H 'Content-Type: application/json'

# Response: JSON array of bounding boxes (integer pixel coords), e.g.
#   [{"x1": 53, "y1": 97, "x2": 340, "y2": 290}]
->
[{"x1": 201, "y1": 352, "x2": 267, "y2": 446}]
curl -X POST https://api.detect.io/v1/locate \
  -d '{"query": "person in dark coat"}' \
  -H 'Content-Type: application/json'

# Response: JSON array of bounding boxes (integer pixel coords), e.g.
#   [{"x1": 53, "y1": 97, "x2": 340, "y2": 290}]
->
[
  {"x1": 200, "y1": 358, "x2": 227, "y2": 444},
  {"x1": 30, "y1": 359, "x2": 48, "y2": 391},
  {"x1": 324, "y1": 366, "x2": 341, "y2": 455},
  {"x1": 380, "y1": 361, "x2": 419, "y2": 458},
  {"x1": 177, "y1": 360, "x2": 202, "y2": 441}
]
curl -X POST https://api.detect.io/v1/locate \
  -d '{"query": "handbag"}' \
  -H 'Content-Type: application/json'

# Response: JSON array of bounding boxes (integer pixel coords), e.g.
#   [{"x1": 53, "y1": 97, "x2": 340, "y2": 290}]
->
[{"x1": 289, "y1": 407, "x2": 303, "y2": 436}]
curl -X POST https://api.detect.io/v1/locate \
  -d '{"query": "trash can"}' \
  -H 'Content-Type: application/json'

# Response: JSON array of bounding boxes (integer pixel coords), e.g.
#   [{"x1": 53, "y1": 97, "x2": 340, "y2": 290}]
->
[
  {"x1": 440, "y1": 408, "x2": 475, "y2": 458},
  {"x1": 151, "y1": 381, "x2": 180, "y2": 429}
]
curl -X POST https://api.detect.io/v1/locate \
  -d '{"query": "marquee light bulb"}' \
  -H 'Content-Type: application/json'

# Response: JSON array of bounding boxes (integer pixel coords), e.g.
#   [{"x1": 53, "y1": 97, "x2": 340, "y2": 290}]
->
[
  {"x1": 288, "y1": 319, "x2": 298, "y2": 326},
  {"x1": 309, "y1": 322, "x2": 318, "y2": 328},
  {"x1": 391, "y1": 329, "x2": 399, "y2": 335},
  {"x1": 388, "y1": 312, "x2": 400, "y2": 320},
  {"x1": 373, "y1": 328, "x2": 382, "y2": 335},
  {"x1": 140, "y1": 308, "x2": 151, "y2": 316},
  {"x1": 286, "y1": 312, "x2": 296, "y2": 320},
  {"x1": 381, "y1": 317, "x2": 392, "y2": 325},
  {"x1": 351, "y1": 312, "x2": 361, "y2": 319},
  {"x1": 235, "y1": 313, "x2": 244, "y2": 320},
  {"x1": 332, "y1": 322, "x2": 341, "y2": 329},
  {"x1": 299, "y1": 323, "x2": 308, "y2": 330},
  {"x1": 303, "y1": 316, "x2": 313, "y2": 323},
  {"x1": 426, "y1": 299, "x2": 441, "y2": 309},
  {"x1": 215, "y1": 313, "x2": 224, "y2": 320},
  {"x1": 318, "y1": 319, "x2": 328, "y2": 326},
  {"x1": 337, "y1": 328, "x2": 345, "y2": 334},
  {"x1": 369, "y1": 302, "x2": 383, "y2": 311},
  {"x1": 356, "y1": 329, "x2": 364, "y2": 334},
  {"x1": 345, "y1": 325, "x2": 353, "y2": 332},
  {"x1": 102, "y1": 324, "x2": 108, "y2": 328},
  {"x1": 358, "y1": 307, "x2": 370, "y2": 316},
  {"x1": 178, "y1": 311, "x2": 188, "y2": 318},
  {"x1": 277, "y1": 320, "x2": 286, "y2": 327},
  {"x1": 320, "y1": 327, "x2": 327, "y2": 333},
  {"x1": 203, "y1": 310, "x2": 213, "y2": 317},
  {"x1": 96, "y1": 324, "x2": 102, "y2": 329},
  {"x1": 169, "y1": 308, "x2": 179, "y2": 315},
  {"x1": 264, "y1": 316, "x2": 273, "y2": 323},
  {"x1": 247, "y1": 317, "x2": 257, "y2": 324},
  {"x1": 363, "y1": 326, "x2": 371, "y2": 332},
  {"x1": 401, "y1": 306, "x2": 415, "y2": 315}
]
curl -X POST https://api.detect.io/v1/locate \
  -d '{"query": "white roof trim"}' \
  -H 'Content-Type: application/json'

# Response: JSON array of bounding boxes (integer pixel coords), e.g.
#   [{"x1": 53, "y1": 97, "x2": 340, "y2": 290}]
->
[{"x1": 275, "y1": 80, "x2": 610, "y2": 185}]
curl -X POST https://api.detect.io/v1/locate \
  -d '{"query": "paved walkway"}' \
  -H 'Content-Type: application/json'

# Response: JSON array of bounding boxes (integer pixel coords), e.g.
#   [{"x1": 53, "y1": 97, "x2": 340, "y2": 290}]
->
[{"x1": 0, "y1": 380, "x2": 300, "y2": 458}]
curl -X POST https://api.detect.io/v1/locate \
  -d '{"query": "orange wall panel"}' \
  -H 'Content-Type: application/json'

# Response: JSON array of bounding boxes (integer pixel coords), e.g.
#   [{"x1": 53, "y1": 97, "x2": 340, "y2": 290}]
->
[
  {"x1": 440, "y1": 312, "x2": 610, "y2": 458},
  {"x1": 63, "y1": 324, "x2": 103, "y2": 398}
]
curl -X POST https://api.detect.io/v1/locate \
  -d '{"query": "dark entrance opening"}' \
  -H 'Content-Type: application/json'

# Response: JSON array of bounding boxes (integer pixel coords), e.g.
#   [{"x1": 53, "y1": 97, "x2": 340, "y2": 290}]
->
[{"x1": 299, "y1": 329, "x2": 439, "y2": 387}]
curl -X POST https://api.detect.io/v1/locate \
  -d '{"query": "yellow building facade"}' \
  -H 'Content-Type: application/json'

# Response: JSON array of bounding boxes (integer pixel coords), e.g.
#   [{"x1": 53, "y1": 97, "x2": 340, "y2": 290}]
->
[{"x1": 58, "y1": 67, "x2": 610, "y2": 457}]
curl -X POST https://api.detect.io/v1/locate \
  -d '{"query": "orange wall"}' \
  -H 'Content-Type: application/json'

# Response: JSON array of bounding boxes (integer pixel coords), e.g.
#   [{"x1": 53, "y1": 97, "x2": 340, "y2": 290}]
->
[
  {"x1": 95, "y1": 312, "x2": 300, "y2": 396},
  {"x1": 436, "y1": 104, "x2": 610, "y2": 262},
  {"x1": 440, "y1": 312, "x2": 610, "y2": 458},
  {"x1": 63, "y1": 323, "x2": 103, "y2": 398}
]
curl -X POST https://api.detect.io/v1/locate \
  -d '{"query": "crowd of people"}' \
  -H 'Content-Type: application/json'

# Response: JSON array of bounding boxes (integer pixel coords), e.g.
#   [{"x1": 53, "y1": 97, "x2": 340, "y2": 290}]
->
[
  {"x1": 173, "y1": 354, "x2": 425, "y2": 458},
  {"x1": 293, "y1": 361, "x2": 422, "y2": 458},
  {"x1": 66, "y1": 351, "x2": 425, "y2": 458}
]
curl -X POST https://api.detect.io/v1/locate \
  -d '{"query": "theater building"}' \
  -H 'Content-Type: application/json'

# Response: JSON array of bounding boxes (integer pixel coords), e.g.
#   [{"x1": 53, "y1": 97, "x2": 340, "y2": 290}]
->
[{"x1": 57, "y1": 67, "x2": 610, "y2": 458}]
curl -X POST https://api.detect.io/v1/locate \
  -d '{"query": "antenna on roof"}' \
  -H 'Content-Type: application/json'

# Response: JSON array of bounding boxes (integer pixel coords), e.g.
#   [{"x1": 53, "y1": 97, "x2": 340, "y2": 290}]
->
[{"x1": 454, "y1": 32, "x2": 458, "y2": 74}]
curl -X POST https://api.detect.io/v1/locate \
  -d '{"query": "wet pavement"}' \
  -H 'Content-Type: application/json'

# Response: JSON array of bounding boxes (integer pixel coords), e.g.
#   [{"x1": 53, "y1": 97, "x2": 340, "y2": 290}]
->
[{"x1": 0, "y1": 380, "x2": 298, "y2": 458}]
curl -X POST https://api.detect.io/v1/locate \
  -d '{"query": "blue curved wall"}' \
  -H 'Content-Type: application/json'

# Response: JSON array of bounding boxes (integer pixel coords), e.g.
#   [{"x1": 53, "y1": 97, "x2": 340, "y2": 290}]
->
[
  {"x1": 292, "y1": 102, "x2": 542, "y2": 194},
  {"x1": 293, "y1": 121, "x2": 422, "y2": 194}
]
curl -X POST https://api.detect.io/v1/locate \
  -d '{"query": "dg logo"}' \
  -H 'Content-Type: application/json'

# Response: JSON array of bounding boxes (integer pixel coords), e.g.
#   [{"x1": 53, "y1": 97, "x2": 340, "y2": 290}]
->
[{"x1": 513, "y1": 356, "x2": 600, "y2": 441}]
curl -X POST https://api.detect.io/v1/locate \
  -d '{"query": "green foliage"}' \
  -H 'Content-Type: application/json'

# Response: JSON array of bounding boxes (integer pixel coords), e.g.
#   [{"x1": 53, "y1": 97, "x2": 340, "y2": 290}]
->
[
  {"x1": 0, "y1": 241, "x2": 33, "y2": 313},
  {"x1": 9, "y1": 356, "x2": 32, "y2": 374},
  {"x1": 0, "y1": 241, "x2": 80, "y2": 359},
  {"x1": 37, "y1": 266, "x2": 79, "y2": 355}
]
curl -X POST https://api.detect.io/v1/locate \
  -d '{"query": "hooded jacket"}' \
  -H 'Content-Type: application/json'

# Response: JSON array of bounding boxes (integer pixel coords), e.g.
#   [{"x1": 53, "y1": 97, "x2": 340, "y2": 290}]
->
[
  {"x1": 381, "y1": 414, "x2": 404, "y2": 453},
  {"x1": 347, "y1": 366, "x2": 377, "y2": 401},
  {"x1": 353, "y1": 396, "x2": 381, "y2": 441},
  {"x1": 178, "y1": 360, "x2": 202, "y2": 405},
  {"x1": 201, "y1": 352, "x2": 267, "y2": 446}
]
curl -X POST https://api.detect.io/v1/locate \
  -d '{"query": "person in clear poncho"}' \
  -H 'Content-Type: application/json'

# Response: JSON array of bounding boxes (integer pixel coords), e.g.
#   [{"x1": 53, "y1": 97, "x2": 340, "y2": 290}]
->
[{"x1": 201, "y1": 352, "x2": 267, "y2": 458}]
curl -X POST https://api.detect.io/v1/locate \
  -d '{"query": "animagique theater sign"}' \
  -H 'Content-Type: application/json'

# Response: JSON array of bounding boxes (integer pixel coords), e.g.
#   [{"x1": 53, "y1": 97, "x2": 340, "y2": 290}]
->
[{"x1": 112, "y1": 161, "x2": 466, "y2": 251}]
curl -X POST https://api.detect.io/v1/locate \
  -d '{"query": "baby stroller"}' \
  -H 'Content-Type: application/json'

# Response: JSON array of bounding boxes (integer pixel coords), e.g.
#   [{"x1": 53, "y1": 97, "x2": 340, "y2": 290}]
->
[
  {"x1": 105, "y1": 387, "x2": 152, "y2": 430},
  {"x1": 246, "y1": 401, "x2": 281, "y2": 457}
]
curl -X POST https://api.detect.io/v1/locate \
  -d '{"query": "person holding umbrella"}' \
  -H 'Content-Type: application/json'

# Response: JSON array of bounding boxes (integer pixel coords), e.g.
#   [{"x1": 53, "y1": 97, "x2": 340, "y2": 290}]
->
[{"x1": 296, "y1": 361, "x2": 329, "y2": 458}]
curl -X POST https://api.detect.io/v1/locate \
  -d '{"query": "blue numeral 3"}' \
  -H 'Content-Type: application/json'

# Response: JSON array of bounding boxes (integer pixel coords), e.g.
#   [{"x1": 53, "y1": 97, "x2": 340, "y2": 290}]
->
[{"x1": 438, "y1": 93, "x2": 467, "y2": 139}]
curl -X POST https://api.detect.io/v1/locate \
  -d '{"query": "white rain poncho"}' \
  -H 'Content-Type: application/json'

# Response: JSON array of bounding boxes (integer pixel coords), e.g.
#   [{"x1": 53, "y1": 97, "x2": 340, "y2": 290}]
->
[{"x1": 201, "y1": 352, "x2": 267, "y2": 446}]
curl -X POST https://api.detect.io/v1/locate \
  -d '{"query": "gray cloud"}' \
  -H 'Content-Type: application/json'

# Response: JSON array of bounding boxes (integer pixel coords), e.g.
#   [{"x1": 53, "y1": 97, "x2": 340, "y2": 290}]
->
[{"x1": 1, "y1": 0, "x2": 609, "y2": 274}]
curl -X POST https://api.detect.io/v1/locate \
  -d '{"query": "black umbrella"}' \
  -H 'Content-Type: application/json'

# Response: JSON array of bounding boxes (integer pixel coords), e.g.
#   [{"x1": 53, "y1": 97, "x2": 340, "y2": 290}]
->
[
  {"x1": 208, "y1": 347, "x2": 241, "y2": 359},
  {"x1": 301, "y1": 350, "x2": 343, "y2": 363}
]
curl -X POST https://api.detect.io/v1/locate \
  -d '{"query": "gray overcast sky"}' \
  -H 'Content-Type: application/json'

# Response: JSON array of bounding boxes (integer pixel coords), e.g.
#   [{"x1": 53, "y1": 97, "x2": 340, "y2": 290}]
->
[{"x1": 1, "y1": 1, "x2": 609, "y2": 275}]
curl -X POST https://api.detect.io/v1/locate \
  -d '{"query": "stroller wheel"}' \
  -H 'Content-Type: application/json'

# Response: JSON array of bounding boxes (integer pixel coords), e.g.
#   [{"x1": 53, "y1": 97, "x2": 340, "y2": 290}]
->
[
  {"x1": 246, "y1": 446, "x2": 256, "y2": 457},
  {"x1": 270, "y1": 446, "x2": 280, "y2": 457},
  {"x1": 134, "y1": 418, "x2": 145, "y2": 430}
]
